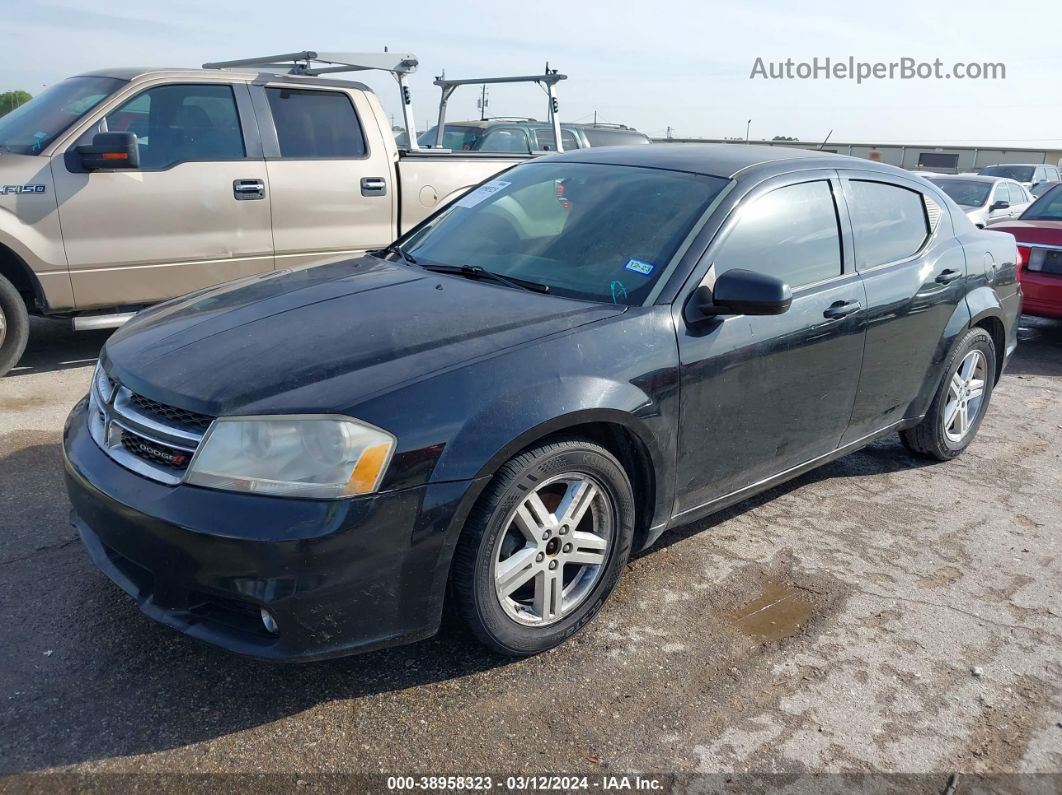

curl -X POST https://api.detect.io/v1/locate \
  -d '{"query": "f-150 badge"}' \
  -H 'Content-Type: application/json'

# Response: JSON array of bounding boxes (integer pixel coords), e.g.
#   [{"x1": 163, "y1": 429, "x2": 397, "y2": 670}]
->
[{"x1": 1, "y1": 184, "x2": 47, "y2": 195}]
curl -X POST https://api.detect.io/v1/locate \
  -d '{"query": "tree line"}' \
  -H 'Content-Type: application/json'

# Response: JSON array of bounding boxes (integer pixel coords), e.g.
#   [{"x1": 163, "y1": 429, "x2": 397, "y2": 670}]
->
[{"x1": 0, "y1": 91, "x2": 33, "y2": 117}]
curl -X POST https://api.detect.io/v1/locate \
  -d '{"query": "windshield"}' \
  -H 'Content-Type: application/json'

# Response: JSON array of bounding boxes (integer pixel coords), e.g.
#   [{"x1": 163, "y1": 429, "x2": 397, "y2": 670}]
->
[
  {"x1": 417, "y1": 125, "x2": 483, "y2": 150},
  {"x1": 1020, "y1": 185, "x2": 1062, "y2": 221},
  {"x1": 928, "y1": 178, "x2": 992, "y2": 207},
  {"x1": 402, "y1": 162, "x2": 729, "y2": 305},
  {"x1": 0, "y1": 76, "x2": 124, "y2": 155},
  {"x1": 979, "y1": 165, "x2": 1035, "y2": 182}
]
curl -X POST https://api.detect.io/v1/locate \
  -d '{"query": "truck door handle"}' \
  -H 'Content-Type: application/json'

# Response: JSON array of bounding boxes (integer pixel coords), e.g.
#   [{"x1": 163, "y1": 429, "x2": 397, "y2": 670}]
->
[
  {"x1": 935, "y1": 269, "x2": 962, "y2": 284},
  {"x1": 361, "y1": 177, "x2": 387, "y2": 197},
  {"x1": 233, "y1": 179, "x2": 265, "y2": 200},
  {"x1": 823, "y1": 299, "x2": 862, "y2": 319}
]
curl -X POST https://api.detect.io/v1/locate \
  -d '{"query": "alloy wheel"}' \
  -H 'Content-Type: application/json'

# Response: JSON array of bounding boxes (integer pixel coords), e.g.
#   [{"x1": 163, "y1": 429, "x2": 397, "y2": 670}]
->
[
  {"x1": 943, "y1": 349, "x2": 987, "y2": 443},
  {"x1": 492, "y1": 473, "x2": 614, "y2": 627}
]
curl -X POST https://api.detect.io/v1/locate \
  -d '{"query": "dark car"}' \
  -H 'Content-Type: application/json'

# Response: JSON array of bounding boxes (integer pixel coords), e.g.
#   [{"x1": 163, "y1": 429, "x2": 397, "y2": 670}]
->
[{"x1": 63, "y1": 144, "x2": 1022, "y2": 661}]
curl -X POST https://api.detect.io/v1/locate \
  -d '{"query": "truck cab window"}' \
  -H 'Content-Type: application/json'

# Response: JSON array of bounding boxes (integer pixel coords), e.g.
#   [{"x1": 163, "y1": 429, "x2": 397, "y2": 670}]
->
[
  {"x1": 101, "y1": 84, "x2": 245, "y2": 169},
  {"x1": 266, "y1": 88, "x2": 367, "y2": 158}
]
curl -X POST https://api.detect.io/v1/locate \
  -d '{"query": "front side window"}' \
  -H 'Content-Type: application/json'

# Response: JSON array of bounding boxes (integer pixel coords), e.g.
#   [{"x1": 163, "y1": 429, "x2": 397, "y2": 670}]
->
[
  {"x1": 992, "y1": 182, "x2": 1010, "y2": 205},
  {"x1": 847, "y1": 180, "x2": 929, "y2": 269},
  {"x1": 266, "y1": 88, "x2": 366, "y2": 158},
  {"x1": 0, "y1": 76, "x2": 124, "y2": 155},
  {"x1": 714, "y1": 180, "x2": 842, "y2": 289},
  {"x1": 403, "y1": 162, "x2": 728, "y2": 305},
  {"x1": 102, "y1": 84, "x2": 244, "y2": 169}
]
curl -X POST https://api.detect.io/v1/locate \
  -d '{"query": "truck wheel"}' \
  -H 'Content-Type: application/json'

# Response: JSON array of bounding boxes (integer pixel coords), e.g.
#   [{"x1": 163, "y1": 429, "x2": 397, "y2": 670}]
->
[
  {"x1": 0, "y1": 274, "x2": 30, "y2": 378},
  {"x1": 451, "y1": 438, "x2": 636, "y2": 656},
  {"x1": 900, "y1": 327, "x2": 996, "y2": 461}
]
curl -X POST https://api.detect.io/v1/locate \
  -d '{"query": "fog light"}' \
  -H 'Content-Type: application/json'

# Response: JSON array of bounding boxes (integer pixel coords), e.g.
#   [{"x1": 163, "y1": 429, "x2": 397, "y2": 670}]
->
[{"x1": 260, "y1": 608, "x2": 279, "y2": 634}]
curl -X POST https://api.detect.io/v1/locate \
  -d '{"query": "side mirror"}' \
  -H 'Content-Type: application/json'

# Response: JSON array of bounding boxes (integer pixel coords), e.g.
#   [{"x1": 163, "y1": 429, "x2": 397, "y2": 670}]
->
[
  {"x1": 76, "y1": 132, "x2": 139, "y2": 170},
  {"x1": 989, "y1": 200, "x2": 1010, "y2": 212},
  {"x1": 686, "y1": 268, "x2": 793, "y2": 322}
]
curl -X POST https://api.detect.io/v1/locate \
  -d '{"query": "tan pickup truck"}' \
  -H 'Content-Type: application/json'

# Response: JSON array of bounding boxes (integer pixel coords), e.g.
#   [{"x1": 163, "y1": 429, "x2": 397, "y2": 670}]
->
[{"x1": 0, "y1": 51, "x2": 568, "y2": 376}]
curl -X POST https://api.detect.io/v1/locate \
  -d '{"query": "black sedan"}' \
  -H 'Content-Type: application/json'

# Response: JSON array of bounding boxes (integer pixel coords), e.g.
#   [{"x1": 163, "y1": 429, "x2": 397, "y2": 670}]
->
[{"x1": 63, "y1": 144, "x2": 1022, "y2": 660}]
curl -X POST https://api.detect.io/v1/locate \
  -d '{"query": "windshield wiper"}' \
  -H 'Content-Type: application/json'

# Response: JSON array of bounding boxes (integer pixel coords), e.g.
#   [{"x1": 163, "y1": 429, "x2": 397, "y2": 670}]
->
[
  {"x1": 418, "y1": 264, "x2": 550, "y2": 294},
  {"x1": 375, "y1": 242, "x2": 417, "y2": 266}
]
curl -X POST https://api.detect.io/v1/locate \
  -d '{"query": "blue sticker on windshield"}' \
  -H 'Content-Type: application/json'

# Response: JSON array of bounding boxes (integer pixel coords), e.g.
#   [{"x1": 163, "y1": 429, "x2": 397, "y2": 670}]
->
[{"x1": 625, "y1": 258, "x2": 655, "y2": 276}]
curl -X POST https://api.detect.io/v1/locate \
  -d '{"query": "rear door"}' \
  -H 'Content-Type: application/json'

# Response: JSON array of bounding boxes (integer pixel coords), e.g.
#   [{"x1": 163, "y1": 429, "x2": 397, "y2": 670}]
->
[
  {"x1": 840, "y1": 171, "x2": 968, "y2": 442},
  {"x1": 673, "y1": 173, "x2": 867, "y2": 514},
  {"x1": 253, "y1": 84, "x2": 394, "y2": 270},
  {"x1": 53, "y1": 81, "x2": 273, "y2": 309}
]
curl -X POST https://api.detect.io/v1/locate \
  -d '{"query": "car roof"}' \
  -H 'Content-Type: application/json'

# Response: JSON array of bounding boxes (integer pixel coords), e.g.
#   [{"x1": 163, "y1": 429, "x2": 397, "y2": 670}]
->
[
  {"x1": 981, "y1": 163, "x2": 1042, "y2": 168},
  {"x1": 543, "y1": 142, "x2": 886, "y2": 180},
  {"x1": 929, "y1": 174, "x2": 1004, "y2": 184}
]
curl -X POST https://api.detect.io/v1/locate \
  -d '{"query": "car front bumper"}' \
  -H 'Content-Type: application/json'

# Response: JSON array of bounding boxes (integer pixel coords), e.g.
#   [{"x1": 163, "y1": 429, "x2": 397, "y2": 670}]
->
[{"x1": 63, "y1": 397, "x2": 478, "y2": 661}]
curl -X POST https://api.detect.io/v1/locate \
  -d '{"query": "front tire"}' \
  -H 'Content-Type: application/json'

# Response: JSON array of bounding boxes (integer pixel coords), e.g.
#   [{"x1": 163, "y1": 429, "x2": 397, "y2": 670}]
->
[
  {"x1": 900, "y1": 327, "x2": 996, "y2": 461},
  {"x1": 0, "y1": 274, "x2": 30, "y2": 378},
  {"x1": 451, "y1": 438, "x2": 636, "y2": 656}
]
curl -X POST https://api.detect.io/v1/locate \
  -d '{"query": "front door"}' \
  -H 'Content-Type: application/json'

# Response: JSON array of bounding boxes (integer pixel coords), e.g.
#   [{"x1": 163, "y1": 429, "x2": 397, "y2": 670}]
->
[
  {"x1": 53, "y1": 81, "x2": 274, "y2": 310},
  {"x1": 674, "y1": 175, "x2": 867, "y2": 516}
]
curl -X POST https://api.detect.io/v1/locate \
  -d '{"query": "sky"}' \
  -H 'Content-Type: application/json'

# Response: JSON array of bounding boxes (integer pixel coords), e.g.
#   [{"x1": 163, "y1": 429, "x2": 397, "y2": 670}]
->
[{"x1": 3, "y1": 0, "x2": 1061, "y2": 147}]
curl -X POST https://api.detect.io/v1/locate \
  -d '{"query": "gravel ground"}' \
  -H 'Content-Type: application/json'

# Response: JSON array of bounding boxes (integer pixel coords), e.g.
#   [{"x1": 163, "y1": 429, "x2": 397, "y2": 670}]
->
[{"x1": 0, "y1": 315, "x2": 1060, "y2": 788}]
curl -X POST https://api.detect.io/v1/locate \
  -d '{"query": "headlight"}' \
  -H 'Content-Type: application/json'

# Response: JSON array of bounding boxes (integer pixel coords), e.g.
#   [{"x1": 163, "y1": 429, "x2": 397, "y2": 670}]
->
[{"x1": 185, "y1": 416, "x2": 396, "y2": 499}]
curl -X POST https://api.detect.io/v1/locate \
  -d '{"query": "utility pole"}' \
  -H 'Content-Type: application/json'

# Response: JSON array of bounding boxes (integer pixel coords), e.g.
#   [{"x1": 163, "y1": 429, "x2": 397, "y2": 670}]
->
[
  {"x1": 746, "y1": 119, "x2": 752, "y2": 143},
  {"x1": 593, "y1": 110, "x2": 597, "y2": 126},
  {"x1": 666, "y1": 126, "x2": 674, "y2": 140},
  {"x1": 477, "y1": 84, "x2": 489, "y2": 120}
]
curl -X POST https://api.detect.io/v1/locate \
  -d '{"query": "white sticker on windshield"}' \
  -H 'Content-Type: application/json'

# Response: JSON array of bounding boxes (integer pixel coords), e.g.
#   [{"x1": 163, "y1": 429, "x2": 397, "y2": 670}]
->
[{"x1": 455, "y1": 180, "x2": 511, "y2": 208}]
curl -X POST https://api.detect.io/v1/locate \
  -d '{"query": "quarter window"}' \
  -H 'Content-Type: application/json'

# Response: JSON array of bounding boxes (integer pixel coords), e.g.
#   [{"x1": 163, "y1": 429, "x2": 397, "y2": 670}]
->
[
  {"x1": 266, "y1": 88, "x2": 366, "y2": 158},
  {"x1": 714, "y1": 180, "x2": 842, "y2": 289},
  {"x1": 847, "y1": 180, "x2": 929, "y2": 269},
  {"x1": 101, "y1": 84, "x2": 245, "y2": 169},
  {"x1": 532, "y1": 127, "x2": 579, "y2": 151}
]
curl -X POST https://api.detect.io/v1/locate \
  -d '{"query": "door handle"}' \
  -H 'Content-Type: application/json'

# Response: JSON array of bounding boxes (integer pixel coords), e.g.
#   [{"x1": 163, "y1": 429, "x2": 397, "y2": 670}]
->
[
  {"x1": 935, "y1": 269, "x2": 962, "y2": 284},
  {"x1": 361, "y1": 177, "x2": 387, "y2": 197},
  {"x1": 823, "y1": 299, "x2": 862, "y2": 319},
  {"x1": 233, "y1": 179, "x2": 265, "y2": 200}
]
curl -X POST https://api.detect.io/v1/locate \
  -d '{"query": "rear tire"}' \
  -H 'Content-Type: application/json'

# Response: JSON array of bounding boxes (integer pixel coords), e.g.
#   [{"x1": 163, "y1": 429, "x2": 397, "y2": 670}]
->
[
  {"x1": 900, "y1": 327, "x2": 996, "y2": 461},
  {"x1": 0, "y1": 274, "x2": 30, "y2": 378},
  {"x1": 451, "y1": 438, "x2": 635, "y2": 656}
]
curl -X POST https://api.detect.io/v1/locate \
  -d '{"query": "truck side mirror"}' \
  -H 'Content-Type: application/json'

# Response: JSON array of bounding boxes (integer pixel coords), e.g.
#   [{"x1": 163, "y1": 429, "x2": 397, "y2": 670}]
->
[{"x1": 77, "y1": 132, "x2": 140, "y2": 170}]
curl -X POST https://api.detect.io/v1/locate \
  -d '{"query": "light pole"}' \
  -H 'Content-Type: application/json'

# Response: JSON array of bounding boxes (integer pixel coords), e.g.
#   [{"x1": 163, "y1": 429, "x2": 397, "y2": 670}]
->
[{"x1": 746, "y1": 119, "x2": 752, "y2": 143}]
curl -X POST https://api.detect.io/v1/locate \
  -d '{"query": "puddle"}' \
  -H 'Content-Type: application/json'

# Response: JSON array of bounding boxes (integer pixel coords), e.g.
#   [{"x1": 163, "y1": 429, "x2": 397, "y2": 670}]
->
[{"x1": 729, "y1": 580, "x2": 816, "y2": 641}]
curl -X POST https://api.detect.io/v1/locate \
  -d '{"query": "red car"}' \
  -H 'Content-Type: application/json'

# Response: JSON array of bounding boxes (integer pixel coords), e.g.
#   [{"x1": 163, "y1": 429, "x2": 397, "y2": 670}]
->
[{"x1": 992, "y1": 184, "x2": 1062, "y2": 318}]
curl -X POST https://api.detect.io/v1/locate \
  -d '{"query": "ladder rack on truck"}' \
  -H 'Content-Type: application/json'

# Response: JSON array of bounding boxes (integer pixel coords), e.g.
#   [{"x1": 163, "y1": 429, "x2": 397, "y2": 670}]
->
[{"x1": 202, "y1": 51, "x2": 567, "y2": 153}]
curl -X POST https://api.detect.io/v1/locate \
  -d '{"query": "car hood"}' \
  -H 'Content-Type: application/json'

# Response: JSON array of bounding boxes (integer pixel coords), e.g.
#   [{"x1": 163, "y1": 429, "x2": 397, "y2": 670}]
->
[{"x1": 104, "y1": 257, "x2": 625, "y2": 416}]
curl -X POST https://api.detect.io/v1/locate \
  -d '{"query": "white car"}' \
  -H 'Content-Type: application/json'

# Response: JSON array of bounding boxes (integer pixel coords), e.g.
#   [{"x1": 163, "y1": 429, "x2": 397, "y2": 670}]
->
[
  {"x1": 927, "y1": 175, "x2": 1032, "y2": 228},
  {"x1": 978, "y1": 163, "x2": 1062, "y2": 192}
]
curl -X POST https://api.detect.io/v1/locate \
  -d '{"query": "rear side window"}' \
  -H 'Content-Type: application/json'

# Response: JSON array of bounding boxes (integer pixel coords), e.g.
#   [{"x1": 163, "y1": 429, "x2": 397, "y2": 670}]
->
[
  {"x1": 266, "y1": 88, "x2": 366, "y2": 158},
  {"x1": 847, "y1": 180, "x2": 929, "y2": 269},
  {"x1": 714, "y1": 180, "x2": 842, "y2": 289},
  {"x1": 532, "y1": 127, "x2": 579, "y2": 151},
  {"x1": 478, "y1": 128, "x2": 531, "y2": 153}
]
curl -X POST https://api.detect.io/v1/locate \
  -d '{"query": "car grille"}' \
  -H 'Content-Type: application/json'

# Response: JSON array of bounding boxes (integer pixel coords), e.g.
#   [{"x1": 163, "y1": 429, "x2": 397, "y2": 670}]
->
[
  {"x1": 88, "y1": 365, "x2": 215, "y2": 484},
  {"x1": 120, "y1": 430, "x2": 194, "y2": 471},
  {"x1": 128, "y1": 392, "x2": 214, "y2": 431}
]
